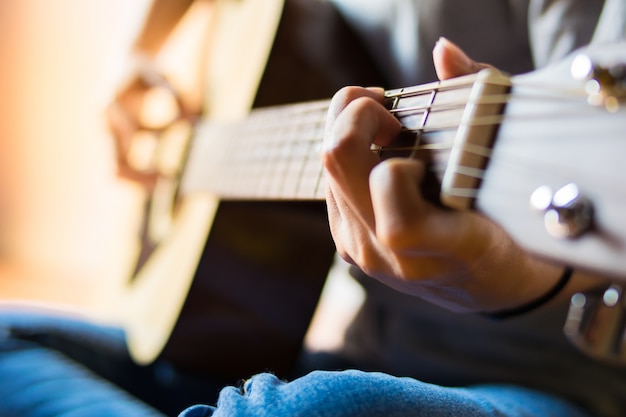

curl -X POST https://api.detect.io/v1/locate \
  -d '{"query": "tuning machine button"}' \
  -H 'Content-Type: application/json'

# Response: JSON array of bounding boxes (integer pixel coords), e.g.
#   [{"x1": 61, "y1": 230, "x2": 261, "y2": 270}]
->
[
  {"x1": 530, "y1": 183, "x2": 594, "y2": 239},
  {"x1": 571, "y1": 54, "x2": 626, "y2": 112}
]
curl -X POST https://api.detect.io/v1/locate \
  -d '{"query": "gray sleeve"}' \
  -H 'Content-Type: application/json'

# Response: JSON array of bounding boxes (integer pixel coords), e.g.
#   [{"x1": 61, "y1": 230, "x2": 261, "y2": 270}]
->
[
  {"x1": 528, "y1": 0, "x2": 612, "y2": 68},
  {"x1": 330, "y1": 0, "x2": 534, "y2": 86},
  {"x1": 592, "y1": 0, "x2": 626, "y2": 44},
  {"x1": 331, "y1": 0, "x2": 622, "y2": 84}
]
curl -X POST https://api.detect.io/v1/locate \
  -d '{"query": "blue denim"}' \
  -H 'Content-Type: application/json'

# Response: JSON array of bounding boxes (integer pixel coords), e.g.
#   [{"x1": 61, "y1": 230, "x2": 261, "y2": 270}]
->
[
  {"x1": 180, "y1": 370, "x2": 593, "y2": 417},
  {"x1": 0, "y1": 310, "x2": 224, "y2": 416},
  {"x1": 0, "y1": 336, "x2": 165, "y2": 417}
]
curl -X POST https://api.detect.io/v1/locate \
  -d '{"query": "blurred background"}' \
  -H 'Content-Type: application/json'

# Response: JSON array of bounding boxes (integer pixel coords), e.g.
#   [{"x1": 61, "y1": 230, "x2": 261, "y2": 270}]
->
[{"x1": 0, "y1": 1, "x2": 152, "y2": 313}]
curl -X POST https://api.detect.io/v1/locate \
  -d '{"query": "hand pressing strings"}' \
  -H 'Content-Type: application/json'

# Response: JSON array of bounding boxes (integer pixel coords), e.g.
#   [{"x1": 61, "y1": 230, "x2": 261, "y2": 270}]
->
[{"x1": 322, "y1": 37, "x2": 577, "y2": 314}]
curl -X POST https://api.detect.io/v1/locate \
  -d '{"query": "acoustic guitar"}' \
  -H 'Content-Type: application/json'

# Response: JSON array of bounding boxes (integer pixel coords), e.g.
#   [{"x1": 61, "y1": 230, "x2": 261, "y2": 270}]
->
[{"x1": 19, "y1": 0, "x2": 625, "y2": 380}]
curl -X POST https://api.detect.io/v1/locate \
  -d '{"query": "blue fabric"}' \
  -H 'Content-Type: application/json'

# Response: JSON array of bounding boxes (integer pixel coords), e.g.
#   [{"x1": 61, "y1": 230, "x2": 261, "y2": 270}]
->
[
  {"x1": 0, "y1": 309, "x2": 226, "y2": 416},
  {"x1": 0, "y1": 336, "x2": 164, "y2": 417},
  {"x1": 0, "y1": 309, "x2": 127, "y2": 355},
  {"x1": 179, "y1": 370, "x2": 593, "y2": 417}
]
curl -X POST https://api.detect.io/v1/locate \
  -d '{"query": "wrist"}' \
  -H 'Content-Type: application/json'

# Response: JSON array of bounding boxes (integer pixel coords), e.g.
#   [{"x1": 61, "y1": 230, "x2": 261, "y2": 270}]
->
[{"x1": 483, "y1": 266, "x2": 573, "y2": 319}]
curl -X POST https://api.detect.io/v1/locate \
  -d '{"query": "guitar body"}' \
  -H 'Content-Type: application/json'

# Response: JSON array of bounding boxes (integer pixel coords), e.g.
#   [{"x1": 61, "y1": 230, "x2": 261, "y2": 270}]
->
[
  {"x1": 124, "y1": 0, "x2": 385, "y2": 379},
  {"x1": 161, "y1": 201, "x2": 334, "y2": 378}
]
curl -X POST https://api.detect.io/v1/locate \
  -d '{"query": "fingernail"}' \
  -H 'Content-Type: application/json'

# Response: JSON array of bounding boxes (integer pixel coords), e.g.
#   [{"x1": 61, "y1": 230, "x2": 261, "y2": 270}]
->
[{"x1": 433, "y1": 36, "x2": 447, "y2": 56}]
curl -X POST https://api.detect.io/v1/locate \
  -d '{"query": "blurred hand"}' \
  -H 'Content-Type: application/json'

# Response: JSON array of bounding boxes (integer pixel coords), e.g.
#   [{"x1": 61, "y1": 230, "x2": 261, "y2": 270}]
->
[
  {"x1": 105, "y1": 54, "x2": 198, "y2": 188},
  {"x1": 322, "y1": 38, "x2": 565, "y2": 313}
]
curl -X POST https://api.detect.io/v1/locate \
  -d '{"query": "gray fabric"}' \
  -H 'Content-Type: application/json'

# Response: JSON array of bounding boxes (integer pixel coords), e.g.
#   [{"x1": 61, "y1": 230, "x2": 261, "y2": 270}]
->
[
  {"x1": 528, "y1": 0, "x2": 605, "y2": 66},
  {"x1": 593, "y1": 0, "x2": 626, "y2": 43},
  {"x1": 330, "y1": 0, "x2": 619, "y2": 83}
]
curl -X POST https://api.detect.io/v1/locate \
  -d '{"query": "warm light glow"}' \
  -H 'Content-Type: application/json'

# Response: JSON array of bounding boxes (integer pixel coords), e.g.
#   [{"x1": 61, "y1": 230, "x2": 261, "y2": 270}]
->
[
  {"x1": 0, "y1": 0, "x2": 215, "y2": 315},
  {"x1": 0, "y1": 1, "x2": 151, "y2": 311}
]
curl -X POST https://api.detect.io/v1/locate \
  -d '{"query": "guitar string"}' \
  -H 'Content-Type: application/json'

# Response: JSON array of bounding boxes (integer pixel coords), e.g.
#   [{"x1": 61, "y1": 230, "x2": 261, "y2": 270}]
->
[
  {"x1": 236, "y1": 78, "x2": 586, "y2": 140},
  {"x1": 384, "y1": 104, "x2": 614, "y2": 193},
  {"x1": 214, "y1": 116, "x2": 584, "y2": 199},
  {"x1": 204, "y1": 85, "x2": 598, "y2": 199},
  {"x1": 240, "y1": 93, "x2": 587, "y2": 142},
  {"x1": 185, "y1": 73, "x2": 608, "y2": 202},
  {"x1": 216, "y1": 100, "x2": 588, "y2": 165}
]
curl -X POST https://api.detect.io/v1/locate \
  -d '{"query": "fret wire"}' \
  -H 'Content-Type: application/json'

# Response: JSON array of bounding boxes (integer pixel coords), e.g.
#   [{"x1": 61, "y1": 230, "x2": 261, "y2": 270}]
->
[
  {"x1": 276, "y1": 122, "x2": 308, "y2": 196},
  {"x1": 412, "y1": 90, "x2": 436, "y2": 159},
  {"x1": 299, "y1": 165, "x2": 323, "y2": 198},
  {"x1": 312, "y1": 121, "x2": 327, "y2": 198},
  {"x1": 297, "y1": 121, "x2": 325, "y2": 198},
  {"x1": 314, "y1": 173, "x2": 326, "y2": 200},
  {"x1": 291, "y1": 137, "x2": 318, "y2": 196},
  {"x1": 390, "y1": 94, "x2": 511, "y2": 116},
  {"x1": 294, "y1": 140, "x2": 316, "y2": 197},
  {"x1": 385, "y1": 80, "x2": 476, "y2": 99},
  {"x1": 258, "y1": 136, "x2": 278, "y2": 197},
  {"x1": 390, "y1": 92, "x2": 401, "y2": 113},
  {"x1": 423, "y1": 90, "x2": 436, "y2": 123},
  {"x1": 272, "y1": 135, "x2": 296, "y2": 197},
  {"x1": 287, "y1": 147, "x2": 313, "y2": 194},
  {"x1": 390, "y1": 88, "x2": 404, "y2": 108}
]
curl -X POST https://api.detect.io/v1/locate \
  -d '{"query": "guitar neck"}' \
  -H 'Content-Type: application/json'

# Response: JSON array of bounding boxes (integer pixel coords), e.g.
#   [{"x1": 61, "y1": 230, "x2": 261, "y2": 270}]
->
[
  {"x1": 185, "y1": 99, "x2": 331, "y2": 200},
  {"x1": 181, "y1": 73, "x2": 485, "y2": 201}
]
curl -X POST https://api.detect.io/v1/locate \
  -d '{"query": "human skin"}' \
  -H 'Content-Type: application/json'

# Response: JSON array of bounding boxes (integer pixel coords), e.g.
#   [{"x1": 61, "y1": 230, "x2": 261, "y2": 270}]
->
[{"x1": 322, "y1": 37, "x2": 605, "y2": 314}]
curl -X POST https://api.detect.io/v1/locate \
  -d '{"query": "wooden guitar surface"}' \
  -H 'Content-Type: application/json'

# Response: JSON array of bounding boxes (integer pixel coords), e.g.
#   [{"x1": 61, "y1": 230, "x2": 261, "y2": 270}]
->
[
  {"x1": 124, "y1": 0, "x2": 385, "y2": 378},
  {"x1": 122, "y1": 0, "x2": 286, "y2": 365}
]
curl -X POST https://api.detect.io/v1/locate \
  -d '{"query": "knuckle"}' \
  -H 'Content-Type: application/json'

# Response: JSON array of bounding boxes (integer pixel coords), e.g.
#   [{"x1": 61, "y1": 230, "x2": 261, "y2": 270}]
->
[
  {"x1": 332, "y1": 86, "x2": 368, "y2": 109},
  {"x1": 328, "y1": 86, "x2": 377, "y2": 125}
]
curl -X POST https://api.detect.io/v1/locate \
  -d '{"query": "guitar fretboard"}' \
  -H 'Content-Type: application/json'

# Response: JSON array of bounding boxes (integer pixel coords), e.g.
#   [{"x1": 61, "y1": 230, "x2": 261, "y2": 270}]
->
[
  {"x1": 184, "y1": 99, "x2": 330, "y2": 200},
  {"x1": 182, "y1": 74, "x2": 483, "y2": 201}
]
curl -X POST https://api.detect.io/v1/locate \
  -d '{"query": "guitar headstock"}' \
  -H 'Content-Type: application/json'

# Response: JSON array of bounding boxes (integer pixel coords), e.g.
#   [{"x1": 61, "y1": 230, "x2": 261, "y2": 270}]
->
[{"x1": 475, "y1": 42, "x2": 626, "y2": 280}]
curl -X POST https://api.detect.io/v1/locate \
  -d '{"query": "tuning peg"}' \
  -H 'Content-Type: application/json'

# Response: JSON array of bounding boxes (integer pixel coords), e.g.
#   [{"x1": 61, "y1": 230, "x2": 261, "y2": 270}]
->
[
  {"x1": 571, "y1": 54, "x2": 626, "y2": 112},
  {"x1": 530, "y1": 183, "x2": 594, "y2": 239}
]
